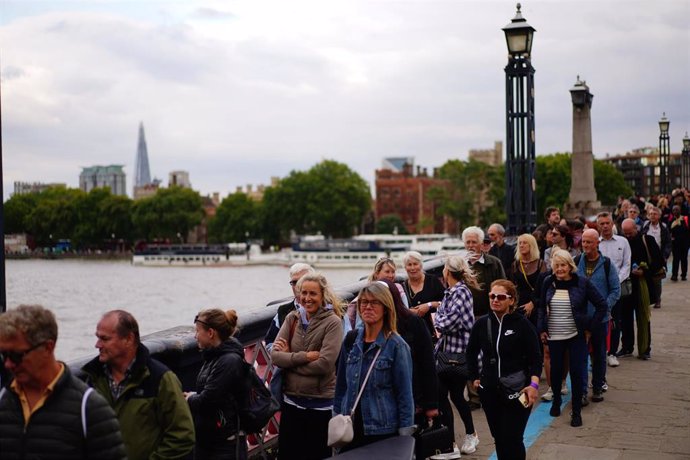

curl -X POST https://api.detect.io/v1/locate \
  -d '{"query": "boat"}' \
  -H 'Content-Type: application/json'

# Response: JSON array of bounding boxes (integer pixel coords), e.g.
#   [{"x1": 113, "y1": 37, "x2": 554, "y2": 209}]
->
[
  {"x1": 289, "y1": 236, "x2": 387, "y2": 268},
  {"x1": 132, "y1": 243, "x2": 240, "y2": 266}
]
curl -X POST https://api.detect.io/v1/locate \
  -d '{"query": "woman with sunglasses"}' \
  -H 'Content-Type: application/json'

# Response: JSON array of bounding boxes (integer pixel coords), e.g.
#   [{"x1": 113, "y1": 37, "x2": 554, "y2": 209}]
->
[
  {"x1": 271, "y1": 273, "x2": 344, "y2": 460},
  {"x1": 333, "y1": 282, "x2": 414, "y2": 452},
  {"x1": 432, "y1": 255, "x2": 481, "y2": 456},
  {"x1": 544, "y1": 225, "x2": 580, "y2": 267},
  {"x1": 185, "y1": 308, "x2": 247, "y2": 460},
  {"x1": 466, "y1": 280, "x2": 542, "y2": 460}
]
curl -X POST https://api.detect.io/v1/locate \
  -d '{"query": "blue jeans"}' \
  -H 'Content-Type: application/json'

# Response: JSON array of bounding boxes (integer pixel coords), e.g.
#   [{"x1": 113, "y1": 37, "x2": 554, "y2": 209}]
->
[
  {"x1": 582, "y1": 321, "x2": 607, "y2": 393},
  {"x1": 548, "y1": 332, "x2": 588, "y2": 414}
]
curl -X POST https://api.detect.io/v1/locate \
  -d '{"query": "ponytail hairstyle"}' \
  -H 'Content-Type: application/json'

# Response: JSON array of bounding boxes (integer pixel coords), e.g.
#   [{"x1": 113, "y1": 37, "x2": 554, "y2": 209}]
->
[
  {"x1": 296, "y1": 273, "x2": 345, "y2": 318},
  {"x1": 195, "y1": 308, "x2": 239, "y2": 341},
  {"x1": 444, "y1": 254, "x2": 481, "y2": 290}
]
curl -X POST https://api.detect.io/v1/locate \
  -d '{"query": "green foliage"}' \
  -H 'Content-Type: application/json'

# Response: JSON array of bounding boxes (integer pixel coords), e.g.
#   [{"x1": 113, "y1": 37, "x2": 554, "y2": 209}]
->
[
  {"x1": 593, "y1": 160, "x2": 633, "y2": 205},
  {"x1": 131, "y1": 186, "x2": 204, "y2": 242},
  {"x1": 24, "y1": 186, "x2": 84, "y2": 246},
  {"x1": 261, "y1": 160, "x2": 371, "y2": 244},
  {"x1": 431, "y1": 159, "x2": 506, "y2": 229},
  {"x1": 208, "y1": 192, "x2": 259, "y2": 243},
  {"x1": 375, "y1": 214, "x2": 409, "y2": 234},
  {"x1": 4, "y1": 193, "x2": 39, "y2": 234}
]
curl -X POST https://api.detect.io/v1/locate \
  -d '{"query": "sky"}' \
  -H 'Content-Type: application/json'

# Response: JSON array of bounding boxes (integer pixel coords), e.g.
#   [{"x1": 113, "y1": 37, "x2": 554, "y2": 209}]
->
[{"x1": 1, "y1": 0, "x2": 689, "y2": 201}]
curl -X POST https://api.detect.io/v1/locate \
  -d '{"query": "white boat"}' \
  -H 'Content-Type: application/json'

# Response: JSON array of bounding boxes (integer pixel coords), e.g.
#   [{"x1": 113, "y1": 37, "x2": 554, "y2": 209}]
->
[{"x1": 289, "y1": 236, "x2": 387, "y2": 268}]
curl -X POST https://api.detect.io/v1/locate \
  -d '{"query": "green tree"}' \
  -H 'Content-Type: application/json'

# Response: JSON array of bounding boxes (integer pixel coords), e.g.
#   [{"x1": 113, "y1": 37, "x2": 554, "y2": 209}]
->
[
  {"x1": 131, "y1": 186, "x2": 204, "y2": 242},
  {"x1": 261, "y1": 160, "x2": 371, "y2": 244},
  {"x1": 208, "y1": 192, "x2": 260, "y2": 243},
  {"x1": 4, "y1": 193, "x2": 39, "y2": 234},
  {"x1": 593, "y1": 160, "x2": 633, "y2": 205},
  {"x1": 375, "y1": 214, "x2": 409, "y2": 234},
  {"x1": 24, "y1": 186, "x2": 83, "y2": 247}
]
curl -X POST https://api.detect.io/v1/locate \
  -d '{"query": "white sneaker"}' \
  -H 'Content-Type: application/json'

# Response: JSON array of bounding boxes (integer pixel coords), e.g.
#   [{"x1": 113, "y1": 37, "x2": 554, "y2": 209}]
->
[
  {"x1": 561, "y1": 383, "x2": 569, "y2": 395},
  {"x1": 429, "y1": 445, "x2": 461, "y2": 459},
  {"x1": 541, "y1": 386, "x2": 554, "y2": 401},
  {"x1": 607, "y1": 355, "x2": 620, "y2": 367},
  {"x1": 460, "y1": 433, "x2": 479, "y2": 454}
]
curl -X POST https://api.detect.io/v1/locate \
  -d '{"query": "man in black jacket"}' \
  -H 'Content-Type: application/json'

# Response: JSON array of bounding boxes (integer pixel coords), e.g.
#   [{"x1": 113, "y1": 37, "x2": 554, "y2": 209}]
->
[
  {"x1": 621, "y1": 219, "x2": 663, "y2": 360},
  {"x1": 0, "y1": 305, "x2": 126, "y2": 459}
]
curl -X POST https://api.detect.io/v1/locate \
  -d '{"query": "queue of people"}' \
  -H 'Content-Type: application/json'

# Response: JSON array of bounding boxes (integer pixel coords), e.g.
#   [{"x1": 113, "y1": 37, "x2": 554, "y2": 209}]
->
[{"x1": 1, "y1": 188, "x2": 687, "y2": 459}]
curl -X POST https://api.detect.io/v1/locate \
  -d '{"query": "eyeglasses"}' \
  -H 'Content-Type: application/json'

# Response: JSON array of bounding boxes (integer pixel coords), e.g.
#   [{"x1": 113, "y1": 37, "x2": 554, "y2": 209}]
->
[
  {"x1": 0, "y1": 341, "x2": 46, "y2": 365},
  {"x1": 489, "y1": 293, "x2": 512, "y2": 301},
  {"x1": 359, "y1": 299, "x2": 382, "y2": 308},
  {"x1": 194, "y1": 315, "x2": 211, "y2": 328}
]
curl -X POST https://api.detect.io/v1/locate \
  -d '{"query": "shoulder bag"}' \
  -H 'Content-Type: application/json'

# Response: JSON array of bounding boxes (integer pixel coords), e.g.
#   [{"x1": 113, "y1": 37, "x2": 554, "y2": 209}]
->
[
  {"x1": 486, "y1": 318, "x2": 528, "y2": 404},
  {"x1": 327, "y1": 345, "x2": 383, "y2": 449},
  {"x1": 435, "y1": 336, "x2": 468, "y2": 380}
]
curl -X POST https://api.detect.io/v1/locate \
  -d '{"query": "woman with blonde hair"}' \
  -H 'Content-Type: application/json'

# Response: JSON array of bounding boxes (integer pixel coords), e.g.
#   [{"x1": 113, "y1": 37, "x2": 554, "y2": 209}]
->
[
  {"x1": 433, "y1": 255, "x2": 481, "y2": 455},
  {"x1": 333, "y1": 282, "x2": 414, "y2": 452},
  {"x1": 186, "y1": 308, "x2": 247, "y2": 460},
  {"x1": 271, "y1": 273, "x2": 344, "y2": 459},
  {"x1": 511, "y1": 234, "x2": 546, "y2": 328},
  {"x1": 537, "y1": 250, "x2": 608, "y2": 428}
]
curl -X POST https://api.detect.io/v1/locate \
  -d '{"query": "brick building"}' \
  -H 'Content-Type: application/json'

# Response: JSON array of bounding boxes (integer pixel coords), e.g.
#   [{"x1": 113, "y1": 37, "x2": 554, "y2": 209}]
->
[
  {"x1": 602, "y1": 147, "x2": 683, "y2": 197},
  {"x1": 375, "y1": 160, "x2": 454, "y2": 234}
]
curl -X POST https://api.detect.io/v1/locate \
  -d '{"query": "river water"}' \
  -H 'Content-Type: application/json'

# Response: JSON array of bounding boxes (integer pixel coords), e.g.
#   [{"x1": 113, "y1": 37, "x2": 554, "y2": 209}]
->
[{"x1": 6, "y1": 259, "x2": 367, "y2": 361}]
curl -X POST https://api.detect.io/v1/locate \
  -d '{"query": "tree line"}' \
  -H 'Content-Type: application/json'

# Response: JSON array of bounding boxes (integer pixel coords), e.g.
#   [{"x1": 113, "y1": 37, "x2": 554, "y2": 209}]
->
[{"x1": 5, "y1": 155, "x2": 631, "y2": 251}]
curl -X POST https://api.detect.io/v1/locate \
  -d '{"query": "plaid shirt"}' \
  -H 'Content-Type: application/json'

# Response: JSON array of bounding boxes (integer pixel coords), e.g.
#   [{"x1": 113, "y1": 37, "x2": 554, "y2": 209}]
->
[
  {"x1": 434, "y1": 282, "x2": 475, "y2": 354},
  {"x1": 103, "y1": 359, "x2": 136, "y2": 401}
]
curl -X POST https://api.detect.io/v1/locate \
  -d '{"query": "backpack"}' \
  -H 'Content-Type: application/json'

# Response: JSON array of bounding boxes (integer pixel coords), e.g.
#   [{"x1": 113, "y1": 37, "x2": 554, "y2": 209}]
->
[
  {"x1": 238, "y1": 361, "x2": 280, "y2": 434},
  {"x1": 574, "y1": 254, "x2": 610, "y2": 279}
]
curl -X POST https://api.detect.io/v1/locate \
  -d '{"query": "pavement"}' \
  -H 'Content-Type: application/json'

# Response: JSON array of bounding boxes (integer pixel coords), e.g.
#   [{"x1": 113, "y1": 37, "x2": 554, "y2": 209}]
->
[{"x1": 453, "y1": 275, "x2": 690, "y2": 460}]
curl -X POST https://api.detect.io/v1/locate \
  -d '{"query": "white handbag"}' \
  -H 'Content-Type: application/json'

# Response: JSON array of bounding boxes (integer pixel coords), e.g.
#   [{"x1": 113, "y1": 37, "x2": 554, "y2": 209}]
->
[{"x1": 327, "y1": 347, "x2": 383, "y2": 448}]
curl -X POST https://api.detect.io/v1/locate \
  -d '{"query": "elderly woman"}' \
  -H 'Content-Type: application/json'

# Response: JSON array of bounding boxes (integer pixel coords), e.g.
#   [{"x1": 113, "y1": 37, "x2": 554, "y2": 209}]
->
[
  {"x1": 186, "y1": 308, "x2": 246, "y2": 460},
  {"x1": 467, "y1": 280, "x2": 542, "y2": 460},
  {"x1": 402, "y1": 251, "x2": 445, "y2": 336},
  {"x1": 537, "y1": 250, "x2": 608, "y2": 427},
  {"x1": 434, "y1": 255, "x2": 480, "y2": 455},
  {"x1": 333, "y1": 282, "x2": 415, "y2": 452},
  {"x1": 510, "y1": 233, "x2": 546, "y2": 330},
  {"x1": 271, "y1": 273, "x2": 344, "y2": 460}
]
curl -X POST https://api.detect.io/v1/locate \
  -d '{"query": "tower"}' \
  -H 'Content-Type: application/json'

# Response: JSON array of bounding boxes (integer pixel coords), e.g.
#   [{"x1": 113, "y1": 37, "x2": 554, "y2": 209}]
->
[{"x1": 134, "y1": 122, "x2": 151, "y2": 190}]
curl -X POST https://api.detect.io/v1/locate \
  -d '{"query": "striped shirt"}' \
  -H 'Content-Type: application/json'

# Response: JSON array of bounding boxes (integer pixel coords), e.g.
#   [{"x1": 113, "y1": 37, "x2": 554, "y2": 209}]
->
[
  {"x1": 547, "y1": 289, "x2": 578, "y2": 340},
  {"x1": 433, "y1": 282, "x2": 475, "y2": 354}
]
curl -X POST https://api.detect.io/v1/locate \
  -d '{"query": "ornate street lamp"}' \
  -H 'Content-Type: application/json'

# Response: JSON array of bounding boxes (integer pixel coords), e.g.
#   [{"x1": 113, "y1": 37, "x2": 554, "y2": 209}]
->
[
  {"x1": 658, "y1": 113, "x2": 670, "y2": 195},
  {"x1": 682, "y1": 132, "x2": 690, "y2": 190},
  {"x1": 503, "y1": 3, "x2": 537, "y2": 234}
]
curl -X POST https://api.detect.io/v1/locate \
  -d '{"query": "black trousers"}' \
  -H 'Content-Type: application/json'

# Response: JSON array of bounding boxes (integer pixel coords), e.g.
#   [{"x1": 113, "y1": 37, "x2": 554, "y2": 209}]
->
[
  {"x1": 478, "y1": 386, "x2": 531, "y2": 460},
  {"x1": 277, "y1": 402, "x2": 331, "y2": 460},
  {"x1": 671, "y1": 242, "x2": 689, "y2": 278},
  {"x1": 437, "y1": 371, "x2": 475, "y2": 441}
]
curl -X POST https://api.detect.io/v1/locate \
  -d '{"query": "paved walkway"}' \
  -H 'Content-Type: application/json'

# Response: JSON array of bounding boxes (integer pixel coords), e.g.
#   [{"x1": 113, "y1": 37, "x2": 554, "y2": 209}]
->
[{"x1": 455, "y1": 276, "x2": 690, "y2": 459}]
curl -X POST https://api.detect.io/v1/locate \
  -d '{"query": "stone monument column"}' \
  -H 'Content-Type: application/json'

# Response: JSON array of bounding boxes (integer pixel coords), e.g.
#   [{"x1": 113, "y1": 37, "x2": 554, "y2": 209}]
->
[{"x1": 565, "y1": 76, "x2": 601, "y2": 218}]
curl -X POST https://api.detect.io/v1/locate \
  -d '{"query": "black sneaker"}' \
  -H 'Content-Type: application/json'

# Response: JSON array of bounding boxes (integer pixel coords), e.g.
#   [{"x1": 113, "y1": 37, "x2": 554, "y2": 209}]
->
[
  {"x1": 639, "y1": 352, "x2": 651, "y2": 360},
  {"x1": 550, "y1": 403, "x2": 561, "y2": 417},
  {"x1": 592, "y1": 390, "x2": 604, "y2": 402},
  {"x1": 570, "y1": 413, "x2": 583, "y2": 427},
  {"x1": 581, "y1": 395, "x2": 590, "y2": 407},
  {"x1": 615, "y1": 349, "x2": 633, "y2": 358}
]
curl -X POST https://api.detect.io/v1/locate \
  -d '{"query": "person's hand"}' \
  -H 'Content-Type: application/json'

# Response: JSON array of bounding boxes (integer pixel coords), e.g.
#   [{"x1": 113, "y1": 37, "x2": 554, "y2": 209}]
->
[
  {"x1": 540, "y1": 331, "x2": 549, "y2": 344},
  {"x1": 632, "y1": 268, "x2": 643, "y2": 277},
  {"x1": 472, "y1": 379, "x2": 481, "y2": 391},
  {"x1": 425, "y1": 408, "x2": 439, "y2": 419},
  {"x1": 273, "y1": 338, "x2": 288, "y2": 352},
  {"x1": 521, "y1": 301, "x2": 534, "y2": 317},
  {"x1": 523, "y1": 385, "x2": 538, "y2": 407},
  {"x1": 417, "y1": 304, "x2": 430, "y2": 316},
  {"x1": 410, "y1": 307, "x2": 421, "y2": 316},
  {"x1": 306, "y1": 351, "x2": 320, "y2": 361},
  {"x1": 584, "y1": 330, "x2": 591, "y2": 344}
]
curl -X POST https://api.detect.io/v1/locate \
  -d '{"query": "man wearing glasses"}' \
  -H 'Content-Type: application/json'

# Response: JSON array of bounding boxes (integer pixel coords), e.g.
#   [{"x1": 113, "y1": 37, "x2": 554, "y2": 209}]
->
[
  {"x1": 264, "y1": 263, "x2": 315, "y2": 351},
  {"x1": 0, "y1": 304, "x2": 126, "y2": 459},
  {"x1": 81, "y1": 310, "x2": 195, "y2": 460}
]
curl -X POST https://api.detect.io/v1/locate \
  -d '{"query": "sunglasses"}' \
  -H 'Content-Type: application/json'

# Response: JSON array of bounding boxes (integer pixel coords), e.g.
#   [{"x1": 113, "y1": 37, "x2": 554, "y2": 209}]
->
[
  {"x1": 194, "y1": 315, "x2": 211, "y2": 328},
  {"x1": 489, "y1": 293, "x2": 512, "y2": 301},
  {"x1": 0, "y1": 341, "x2": 46, "y2": 365}
]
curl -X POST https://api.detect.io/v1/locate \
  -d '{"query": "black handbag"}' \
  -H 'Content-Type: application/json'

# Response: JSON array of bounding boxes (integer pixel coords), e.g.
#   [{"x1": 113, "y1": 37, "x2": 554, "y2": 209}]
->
[
  {"x1": 414, "y1": 418, "x2": 455, "y2": 460},
  {"x1": 435, "y1": 337, "x2": 469, "y2": 379}
]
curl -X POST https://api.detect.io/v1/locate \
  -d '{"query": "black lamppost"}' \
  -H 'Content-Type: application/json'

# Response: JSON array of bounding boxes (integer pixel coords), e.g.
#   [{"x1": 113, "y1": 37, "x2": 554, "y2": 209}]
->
[
  {"x1": 503, "y1": 3, "x2": 537, "y2": 235},
  {"x1": 682, "y1": 132, "x2": 690, "y2": 190},
  {"x1": 658, "y1": 113, "x2": 670, "y2": 195}
]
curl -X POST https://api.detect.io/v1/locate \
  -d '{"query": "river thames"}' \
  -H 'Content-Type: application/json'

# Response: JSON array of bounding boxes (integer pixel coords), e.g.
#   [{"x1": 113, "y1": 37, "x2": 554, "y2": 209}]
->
[{"x1": 6, "y1": 259, "x2": 368, "y2": 361}]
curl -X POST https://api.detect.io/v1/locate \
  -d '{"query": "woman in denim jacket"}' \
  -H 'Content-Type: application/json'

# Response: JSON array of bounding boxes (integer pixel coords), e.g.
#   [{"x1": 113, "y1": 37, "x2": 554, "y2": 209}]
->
[{"x1": 333, "y1": 281, "x2": 415, "y2": 452}]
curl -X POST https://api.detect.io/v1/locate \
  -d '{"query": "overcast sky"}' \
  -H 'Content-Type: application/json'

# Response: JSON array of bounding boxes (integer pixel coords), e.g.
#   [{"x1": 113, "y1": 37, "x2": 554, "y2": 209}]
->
[{"x1": 1, "y1": 0, "x2": 689, "y2": 201}]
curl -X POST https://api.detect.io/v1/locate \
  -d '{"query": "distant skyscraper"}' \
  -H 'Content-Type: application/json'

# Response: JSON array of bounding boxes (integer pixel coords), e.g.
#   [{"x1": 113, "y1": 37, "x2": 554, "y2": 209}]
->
[
  {"x1": 134, "y1": 122, "x2": 152, "y2": 189},
  {"x1": 79, "y1": 165, "x2": 126, "y2": 196}
]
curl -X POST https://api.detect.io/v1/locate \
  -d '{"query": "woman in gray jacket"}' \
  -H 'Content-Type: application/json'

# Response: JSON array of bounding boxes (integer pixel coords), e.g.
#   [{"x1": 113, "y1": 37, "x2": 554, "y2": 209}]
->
[{"x1": 271, "y1": 273, "x2": 344, "y2": 460}]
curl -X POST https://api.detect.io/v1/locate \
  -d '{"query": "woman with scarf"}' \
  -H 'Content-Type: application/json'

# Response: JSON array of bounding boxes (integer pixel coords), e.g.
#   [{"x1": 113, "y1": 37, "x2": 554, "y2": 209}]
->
[{"x1": 271, "y1": 273, "x2": 344, "y2": 460}]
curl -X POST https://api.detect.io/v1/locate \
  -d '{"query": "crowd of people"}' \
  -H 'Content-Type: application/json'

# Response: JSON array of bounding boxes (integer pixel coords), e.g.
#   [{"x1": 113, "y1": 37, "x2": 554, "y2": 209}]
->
[{"x1": 0, "y1": 188, "x2": 688, "y2": 460}]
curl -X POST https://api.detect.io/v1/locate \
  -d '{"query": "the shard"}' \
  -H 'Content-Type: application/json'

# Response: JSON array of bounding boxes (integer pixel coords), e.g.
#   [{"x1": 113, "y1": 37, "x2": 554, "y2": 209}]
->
[{"x1": 134, "y1": 122, "x2": 151, "y2": 188}]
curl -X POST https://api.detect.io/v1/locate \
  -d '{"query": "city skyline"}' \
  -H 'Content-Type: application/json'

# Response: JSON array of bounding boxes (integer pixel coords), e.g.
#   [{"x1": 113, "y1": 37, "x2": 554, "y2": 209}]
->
[{"x1": 1, "y1": 0, "x2": 688, "y2": 201}]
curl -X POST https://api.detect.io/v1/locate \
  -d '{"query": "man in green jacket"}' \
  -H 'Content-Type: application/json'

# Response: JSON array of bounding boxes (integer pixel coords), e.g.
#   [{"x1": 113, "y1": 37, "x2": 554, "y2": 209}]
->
[{"x1": 82, "y1": 310, "x2": 195, "y2": 460}]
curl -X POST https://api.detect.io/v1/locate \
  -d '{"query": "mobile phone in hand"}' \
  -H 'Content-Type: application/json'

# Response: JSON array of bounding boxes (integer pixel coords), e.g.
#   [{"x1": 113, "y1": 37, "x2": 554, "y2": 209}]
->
[{"x1": 518, "y1": 392, "x2": 529, "y2": 408}]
